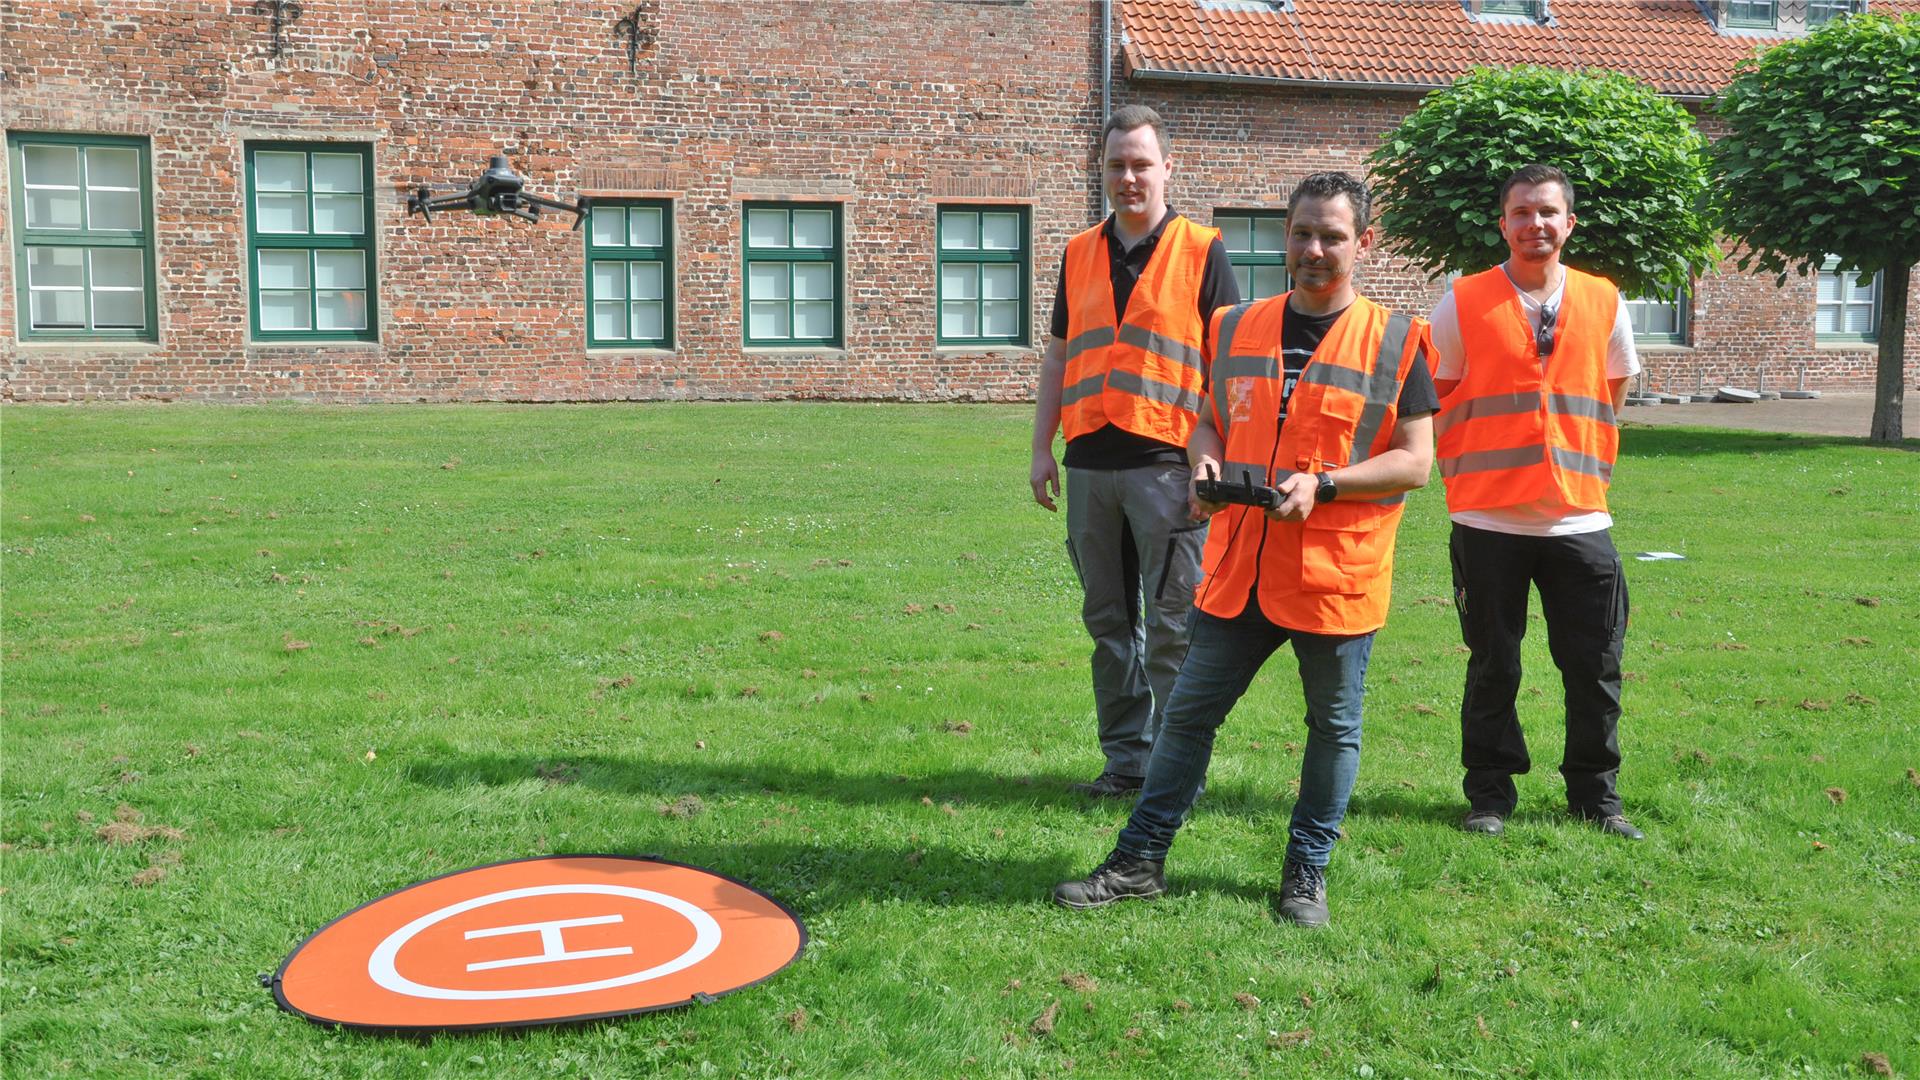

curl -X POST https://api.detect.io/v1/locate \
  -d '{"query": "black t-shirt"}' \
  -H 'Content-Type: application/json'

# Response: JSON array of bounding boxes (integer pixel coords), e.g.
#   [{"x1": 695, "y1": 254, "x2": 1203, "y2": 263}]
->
[
  {"x1": 1275, "y1": 302, "x2": 1439, "y2": 435},
  {"x1": 1049, "y1": 209, "x2": 1240, "y2": 471}
]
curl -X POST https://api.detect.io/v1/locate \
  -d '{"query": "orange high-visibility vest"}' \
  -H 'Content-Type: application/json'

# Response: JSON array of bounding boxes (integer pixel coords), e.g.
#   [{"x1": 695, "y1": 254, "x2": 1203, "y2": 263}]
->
[
  {"x1": 1058, "y1": 215, "x2": 1218, "y2": 447},
  {"x1": 1196, "y1": 293, "x2": 1428, "y2": 636},
  {"x1": 1436, "y1": 266, "x2": 1620, "y2": 513}
]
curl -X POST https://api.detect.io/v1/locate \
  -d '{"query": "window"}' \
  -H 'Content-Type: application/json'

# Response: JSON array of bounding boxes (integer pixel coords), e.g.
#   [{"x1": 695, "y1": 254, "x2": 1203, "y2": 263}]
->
[
  {"x1": 1626, "y1": 288, "x2": 1689, "y2": 346},
  {"x1": 1480, "y1": 0, "x2": 1540, "y2": 15},
  {"x1": 1815, "y1": 257, "x2": 1880, "y2": 342},
  {"x1": 1725, "y1": 0, "x2": 1776, "y2": 28},
  {"x1": 245, "y1": 142, "x2": 376, "y2": 341},
  {"x1": 587, "y1": 200, "x2": 673, "y2": 348},
  {"x1": 1807, "y1": 0, "x2": 1858, "y2": 26},
  {"x1": 8, "y1": 133, "x2": 157, "y2": 341},
  {"x1": 936, "y1": 206, "x2": 1028, "y2": 345},
  {"x1": 1214, "y1": 211, "x2": 1289, "y2": 302},
  {"x1": 742, "y1": 202, "x2": 841, "y2": 347}
]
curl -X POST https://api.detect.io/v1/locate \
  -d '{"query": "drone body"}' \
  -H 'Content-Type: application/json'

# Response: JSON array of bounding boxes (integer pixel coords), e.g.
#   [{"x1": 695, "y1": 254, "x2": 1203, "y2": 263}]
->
[{"x1": 407, "y1": 155, "x2": 590, "y2": 228}]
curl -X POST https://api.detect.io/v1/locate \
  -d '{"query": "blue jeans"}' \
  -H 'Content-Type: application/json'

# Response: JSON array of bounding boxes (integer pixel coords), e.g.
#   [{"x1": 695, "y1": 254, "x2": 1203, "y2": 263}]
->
[{"x1": 1115, "y1": 604, "x2": 1375, "y2": 867}]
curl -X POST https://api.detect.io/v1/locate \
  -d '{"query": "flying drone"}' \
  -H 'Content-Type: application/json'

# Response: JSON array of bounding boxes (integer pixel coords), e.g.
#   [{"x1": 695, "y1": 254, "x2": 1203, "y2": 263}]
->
[{"x1": 406, "y1": 155, "x2": 590, "y2": 228}]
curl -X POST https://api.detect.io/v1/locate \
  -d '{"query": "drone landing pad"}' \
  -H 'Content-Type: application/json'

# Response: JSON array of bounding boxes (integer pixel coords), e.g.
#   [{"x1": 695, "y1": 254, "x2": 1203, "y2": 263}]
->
[{"x1": 272, "y1": 855, "x2": 806, "y2": 1033}]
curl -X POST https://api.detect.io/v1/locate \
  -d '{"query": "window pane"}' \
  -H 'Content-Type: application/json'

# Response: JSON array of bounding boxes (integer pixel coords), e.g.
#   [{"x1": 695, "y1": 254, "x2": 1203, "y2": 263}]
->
[
  {"x1": 311, "y1": 154, "x2": 363, "y2": 193},
  {"x1": 316, "y1": 290, "x2": 367, "y2": 330},
  {"x1": 981, "y1": 263, "x2": 1019, "y2": 301},
  {"x1": 1817, "y1": 272, "x2": 1843, "y2": 302},
  {"x1": 629, "y1": 301, "x2": 664, "y2": 341},
  {"x1": 259, "y1": 291, "x2": 311, "y2": 330},
  {"x1": 85, "y1": 146, "x2": 141, "y2": 191},
  {"x1": 28, "y1": 246, "x2": 84, "y2": 288},
  {"x1": 982, "y1": 300, "x2": 1020, "y2": 338},
  {"x1": 982, "y1": 213, "x2": 1020, "y2": 251},
  {"x1": 941, "y1": 302, "x2": 979, "y2": 339},
  {"x1": 791, "y1": 209, "x2": 833, "y2": 248},
  {"x1": 87, "y1": 189, "x2": 141, "y2": 230},
  {"x1": 793, "y1": 301, "x2": 833, "y2": 338},
  {"x1": 593, "y1": 261, "x2": 627, "y2": 300},
  {"x1": 1815, "y1": 305, "x2": 1841, "y2": 334},
  {"x1": 748, "y1": 261, "x2": 789, "y2": 301},
  {"x1": 1217, "y1": 216, "x2": 1250, "y2": 254},
  {"x1": 1845, "y1": 305, "x2": 1874, "y2": 333},
  {"x1": 747, "y1": 209, "x2": 788, "y2": 249},
  {"x1": 258, "y1": 250, "x2": 311, "y2": 290},
  {"x1": 257, "y1": 192, "x2": 309, "y2": 233},
  {"x1": 255, "y1": 152, "x2": 307, "y2": 192},
  {"x1": 628, "y1": 207, "x2": 663, "y2": 248},
  {"x1": 31, "y1": 288, "x2": 86, "y2": 328},
  {"x1": 314, "y1": 250, "x2": 364, "y2": 289},
  {"x1": 313, "y1": 194, "x2": 364, "y2": 234},
  {"x1": 749, "y1": 301, "x2": 790, "y2": 339},
  {"x1": 591, "y1": 207, "x2": 626, "y2": 247},
  {"x1": 630, "y1": 261, "x2": 663, "y2": 301},
  {"x1": 27, "y1": 188, "x2": 83, "y2": 230},
  {"x1": 1252, "y1": 217, "x2": 1285, "y2": 254},
  {"x1": 1252, "y1": 265, "x2": 1288, "y2": 300},
  {"x1": 1234, "y1": 266, "x2": 1252, "y2": 299},
  {"x1": 793, "y1": 263, "x2": 832, "y2": 301},
  {"x1": 941, "y1": 263, "x2": 978, "y2": 301},
  {"x1": 90, "y1": 248, "x2": 144, "y2": 289},
  {"x1": 593, "y1": 301, "x2": 627, "y2": 340},
  {"x1": 23, "y1": 144, "x2": 80, "y2": 188},
  {"x1": 1848, "y1": 273, "x2": 1878, "y2": 302},
  {"x1": 941, "y1": 212, "x2": 980, "y2": 251}
]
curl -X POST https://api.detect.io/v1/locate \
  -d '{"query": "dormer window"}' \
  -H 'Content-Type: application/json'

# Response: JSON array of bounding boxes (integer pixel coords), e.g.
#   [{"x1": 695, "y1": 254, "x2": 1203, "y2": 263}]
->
[{"x1": 1716, "y1": 0, "x2": 1863, "y2": 32}]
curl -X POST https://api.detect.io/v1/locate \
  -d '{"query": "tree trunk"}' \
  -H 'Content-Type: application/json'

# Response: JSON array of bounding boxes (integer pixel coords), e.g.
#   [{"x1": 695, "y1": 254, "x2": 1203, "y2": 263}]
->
[{"x1": 1869, "y1": 261, "x2": 1910, "y2": 444}]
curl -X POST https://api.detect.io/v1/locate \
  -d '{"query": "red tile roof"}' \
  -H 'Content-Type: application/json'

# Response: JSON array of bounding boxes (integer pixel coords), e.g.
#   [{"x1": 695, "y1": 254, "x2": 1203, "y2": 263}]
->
[{"x1": 1121, "y1": 0, "x2": 1920, "y2": 99}]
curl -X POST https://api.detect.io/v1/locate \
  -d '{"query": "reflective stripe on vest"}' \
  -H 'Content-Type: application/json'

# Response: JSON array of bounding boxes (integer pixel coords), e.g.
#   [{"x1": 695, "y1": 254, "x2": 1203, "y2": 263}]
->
[
  {"x1": 1059, "y1": 215, "x2": 1218, "y2": 446},
  {"x1": 1195, "y1": 293, "x2": 1428, "y2": 636},
  {"x1": 1436, "y1": 266, "x2": 1620, "y2": 513}
]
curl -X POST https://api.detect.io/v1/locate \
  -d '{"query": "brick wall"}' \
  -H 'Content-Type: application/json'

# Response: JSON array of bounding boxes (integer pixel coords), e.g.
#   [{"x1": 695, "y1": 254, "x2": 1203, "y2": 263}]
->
[{"x1": 1, "y1": 2, "x2": 1911, "y2": 402}]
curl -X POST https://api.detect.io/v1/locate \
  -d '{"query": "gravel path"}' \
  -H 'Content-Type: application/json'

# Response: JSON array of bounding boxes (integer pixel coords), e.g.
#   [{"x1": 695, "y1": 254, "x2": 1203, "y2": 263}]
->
[{"x1": 1617, "y1": 391, "x2": 1917, "y2": 439}]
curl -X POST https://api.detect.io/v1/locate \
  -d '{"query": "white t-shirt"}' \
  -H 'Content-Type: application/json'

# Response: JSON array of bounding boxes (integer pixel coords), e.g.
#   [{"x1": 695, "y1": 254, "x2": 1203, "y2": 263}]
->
[{"x1": 1429, "y1": 270, "x2": 1640, "y2": 537}]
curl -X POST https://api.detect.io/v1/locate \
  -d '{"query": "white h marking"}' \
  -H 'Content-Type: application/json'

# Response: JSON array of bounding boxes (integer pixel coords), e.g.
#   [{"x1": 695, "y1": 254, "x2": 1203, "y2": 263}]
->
[{"x1": 462, "y1": 914, "x2": 634, "y2": 972}]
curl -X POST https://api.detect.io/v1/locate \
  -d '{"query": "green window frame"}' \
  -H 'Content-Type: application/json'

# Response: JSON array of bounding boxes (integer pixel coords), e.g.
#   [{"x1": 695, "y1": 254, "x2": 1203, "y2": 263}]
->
[
  {"x1": 1214, "y1": 210, "x2": 1290, "y2": 302},
  {"x1": 245, "y1": 141, "x2": 377, "y2": 342},
  {"x1": 936, "y1": 206, "x2": 1029, "y2": 346},
  {"x1": 1725, "y1": 0, "x2": 1777, "y2": 28},
  {"x1": 1815, "y1": 257, "x2": 1880, "y2": 343},
  {"x1": 742, "y1": 202, "x2": 841, "y2": 348},
  {"x1": 7, "y1": 132, "x2": 158, "y2": 342},
  {"x1": 586, "y1": 199, "x2": 673, "y2": 349},
  {"x1": 1626, "y1": 287, "x2": 1689, "y2": 346}
]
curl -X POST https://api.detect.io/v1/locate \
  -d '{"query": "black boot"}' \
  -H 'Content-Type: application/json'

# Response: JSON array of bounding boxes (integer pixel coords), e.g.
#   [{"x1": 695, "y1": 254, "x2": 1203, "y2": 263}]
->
[{"x1": 1052, "y1": 851, "x2": 1166, "y2": 909}]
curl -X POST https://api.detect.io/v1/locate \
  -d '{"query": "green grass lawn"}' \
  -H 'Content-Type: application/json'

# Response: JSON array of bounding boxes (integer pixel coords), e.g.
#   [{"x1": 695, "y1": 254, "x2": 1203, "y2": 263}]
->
[{"x1": 3, "y1": 403, "x2": 1916, "y2": 1079}]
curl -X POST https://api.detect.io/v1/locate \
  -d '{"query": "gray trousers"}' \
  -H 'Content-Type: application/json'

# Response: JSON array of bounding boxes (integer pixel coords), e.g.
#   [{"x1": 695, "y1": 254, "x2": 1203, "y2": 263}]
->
[{"x1": 1064, "y1": 464, "x2": 1208, "y2": 778}]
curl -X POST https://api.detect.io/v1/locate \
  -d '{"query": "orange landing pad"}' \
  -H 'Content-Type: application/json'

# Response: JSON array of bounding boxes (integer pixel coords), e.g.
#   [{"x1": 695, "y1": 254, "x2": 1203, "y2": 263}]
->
[{"x1": 272, "y1": 855, "x2": 806, "y2": 1033}]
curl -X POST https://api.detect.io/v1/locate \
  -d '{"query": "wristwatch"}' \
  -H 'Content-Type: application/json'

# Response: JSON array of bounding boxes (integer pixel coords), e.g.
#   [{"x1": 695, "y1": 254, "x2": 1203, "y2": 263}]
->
[{"x1": 1314, "y1": 472, "x2": 1338, "y2": 504}]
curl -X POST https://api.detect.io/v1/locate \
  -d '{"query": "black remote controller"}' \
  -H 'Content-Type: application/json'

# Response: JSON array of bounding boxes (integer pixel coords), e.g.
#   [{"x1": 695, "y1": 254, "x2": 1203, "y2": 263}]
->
[{"x1": 1194, "y1": 468, "x2": 1284, "y2": 511}]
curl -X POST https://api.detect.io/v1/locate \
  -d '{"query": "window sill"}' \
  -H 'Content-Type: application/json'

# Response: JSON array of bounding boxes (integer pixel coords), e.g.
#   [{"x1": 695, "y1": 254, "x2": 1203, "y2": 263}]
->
[
  {"x1": 1815, "y1": 339, "x2": 1878, "y2": 351},
  {"x1": 14, "y1": 338, "x2": 162, "y2": 351},
  {"x1": 743, "y1": 345, "x2": 849, "y2": 358},
  {"x1": 934, "y1": 343, "x2": 1037, "y2": 357},
  {"x1": 586, "y1": 346, "x2": 678, "y2": 358},
  {"x1": 246, "y1": 338, "x2": 383, "y2": 349},
  {"x1": 1634, "y1": 342, "x2": 1693, "y2": 354}
]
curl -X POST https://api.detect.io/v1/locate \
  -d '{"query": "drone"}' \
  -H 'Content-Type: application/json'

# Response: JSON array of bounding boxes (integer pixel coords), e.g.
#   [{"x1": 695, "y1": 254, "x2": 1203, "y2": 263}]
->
[{"x1": 406, "y1": 155, "x2": 590, "y2": 228}]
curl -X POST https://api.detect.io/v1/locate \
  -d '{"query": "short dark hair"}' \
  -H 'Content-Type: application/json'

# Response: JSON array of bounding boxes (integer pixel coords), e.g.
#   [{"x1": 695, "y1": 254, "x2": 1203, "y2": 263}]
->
[
  {"x1": 1102, "y1": 104, "x2": 1170, "y2": 158},
  {"x1": 1286, "y1": 171, "x2": 1372, "y2": 233},
  {"x1": 1498, "y1": 164, "x2": 1576, "y2": 213}
]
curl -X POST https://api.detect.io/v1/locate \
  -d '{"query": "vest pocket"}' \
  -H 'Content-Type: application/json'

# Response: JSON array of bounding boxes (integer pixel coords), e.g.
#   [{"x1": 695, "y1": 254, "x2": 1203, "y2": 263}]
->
[{"x1": 1299, "y1": 510, "x2": 1390, "y2": 595}]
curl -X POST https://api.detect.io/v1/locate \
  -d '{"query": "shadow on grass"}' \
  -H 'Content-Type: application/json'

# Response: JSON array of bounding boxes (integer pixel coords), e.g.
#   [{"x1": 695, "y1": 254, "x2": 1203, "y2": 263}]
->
[{"x1": 1620, "y1": 424, "x2": 1919, "y2": 456}]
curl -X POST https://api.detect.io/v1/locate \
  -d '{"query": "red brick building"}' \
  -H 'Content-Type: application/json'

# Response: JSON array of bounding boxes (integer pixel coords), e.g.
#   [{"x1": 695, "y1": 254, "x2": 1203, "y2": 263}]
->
[{"x1": 2, "y1": 0, "x2": 1913, "y2": 402}]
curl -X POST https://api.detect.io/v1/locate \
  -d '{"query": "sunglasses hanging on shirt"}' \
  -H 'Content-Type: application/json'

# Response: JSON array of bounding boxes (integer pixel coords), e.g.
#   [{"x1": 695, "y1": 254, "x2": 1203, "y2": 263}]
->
[{"x1": 1536, "y1": 303, "x2": 1558, "y2": 359}]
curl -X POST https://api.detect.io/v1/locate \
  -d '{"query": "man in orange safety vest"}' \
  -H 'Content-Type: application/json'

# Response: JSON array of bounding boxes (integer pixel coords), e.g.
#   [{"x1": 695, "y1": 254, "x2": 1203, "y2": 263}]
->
[{"x1": 1053, "y1": 172, "x2": 1437, "y2": 927}]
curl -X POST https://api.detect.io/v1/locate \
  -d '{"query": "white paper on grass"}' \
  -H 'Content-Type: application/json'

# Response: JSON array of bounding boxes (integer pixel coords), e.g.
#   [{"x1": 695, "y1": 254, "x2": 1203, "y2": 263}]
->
[{"x1": 1634, "y1": 552, "x2": 1687, "y2": 561}]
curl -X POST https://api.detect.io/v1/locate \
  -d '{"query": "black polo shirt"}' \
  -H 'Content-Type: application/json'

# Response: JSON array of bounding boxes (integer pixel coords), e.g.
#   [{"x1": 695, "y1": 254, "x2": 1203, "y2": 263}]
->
[{"x1": 1050, "y1": 209, "x2": 1239, "y2": 470}]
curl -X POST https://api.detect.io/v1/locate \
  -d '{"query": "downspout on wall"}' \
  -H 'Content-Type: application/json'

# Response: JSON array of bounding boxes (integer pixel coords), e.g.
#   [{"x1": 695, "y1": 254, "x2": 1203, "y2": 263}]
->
[{"x1": 1101, "y1": 0, "x2": 1112, "y2": 218}]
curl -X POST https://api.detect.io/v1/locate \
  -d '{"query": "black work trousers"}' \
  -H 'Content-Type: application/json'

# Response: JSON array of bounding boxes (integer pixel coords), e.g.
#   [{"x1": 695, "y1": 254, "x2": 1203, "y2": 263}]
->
[{"x1": 1449, "y1": 523, "x2": 1628, "y2": 818}]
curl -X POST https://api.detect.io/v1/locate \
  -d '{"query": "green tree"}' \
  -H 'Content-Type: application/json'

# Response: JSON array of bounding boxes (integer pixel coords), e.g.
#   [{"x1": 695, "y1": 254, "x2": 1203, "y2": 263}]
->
[
  {"x1": 1367, "y1": 65, "x2": 1719, "y2": 300},
  {"x1": 1713, "y1": 12, "x2": 1919, "y2": 444}
]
